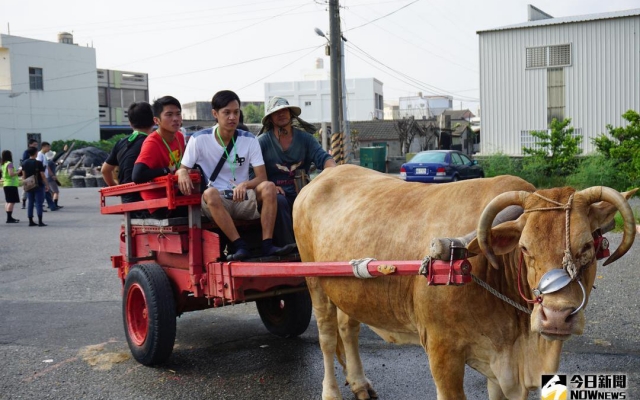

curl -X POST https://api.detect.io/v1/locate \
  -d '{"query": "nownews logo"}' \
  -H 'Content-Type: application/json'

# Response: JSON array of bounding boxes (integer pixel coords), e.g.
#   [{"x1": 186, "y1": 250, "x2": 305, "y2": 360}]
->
[{"x1": 541, "y1": 374, "x2": 627, "y2": 400}]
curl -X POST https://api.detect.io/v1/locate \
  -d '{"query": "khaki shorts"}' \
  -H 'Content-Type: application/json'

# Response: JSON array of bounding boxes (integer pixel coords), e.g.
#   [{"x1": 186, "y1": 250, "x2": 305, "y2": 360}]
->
[
  {"x1": 47, "y1": 178, "x2": 59, "y2": 194},
  {"x1": 201, "y1": 189, "x2": 260, "y2": 221}
]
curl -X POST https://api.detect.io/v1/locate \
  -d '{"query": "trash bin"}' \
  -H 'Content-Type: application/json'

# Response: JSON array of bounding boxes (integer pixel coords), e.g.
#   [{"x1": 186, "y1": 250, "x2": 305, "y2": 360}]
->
[{"x1": 360, "y1": 147, "x2": 386, "y2": 172}]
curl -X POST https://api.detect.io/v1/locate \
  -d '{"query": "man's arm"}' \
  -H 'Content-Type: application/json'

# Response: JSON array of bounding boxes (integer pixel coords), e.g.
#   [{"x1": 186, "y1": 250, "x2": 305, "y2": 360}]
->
[
  {"x1": 324, "y1": 158, "x2": 337, "y2": 168},
  {"x1": 101, "y1": 162, "x2": 117, "y2": 186},
  {"x1": 132, "y1": 163, "x2": 170, "y2": 184}
]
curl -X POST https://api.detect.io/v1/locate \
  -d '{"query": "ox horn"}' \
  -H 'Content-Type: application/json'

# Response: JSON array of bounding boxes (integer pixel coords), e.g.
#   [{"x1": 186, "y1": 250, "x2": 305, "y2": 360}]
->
[
  {"x1": 477, "y1": 191, "x2": 530, "y2": 269},
  {"x1": 577, "y1": 186, "x2": 636, "y2": 266}
]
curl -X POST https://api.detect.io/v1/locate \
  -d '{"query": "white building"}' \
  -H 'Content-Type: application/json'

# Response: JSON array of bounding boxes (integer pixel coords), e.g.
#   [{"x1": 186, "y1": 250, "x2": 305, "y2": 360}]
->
[
  {"x1": 0, "y1": 33, "x2": 99, "y2": 158},
  {"x1": 478, "y1": 6, "x2": 640, "y2": 155},
  {"x1": 398, "y1": 94, "x2": 453, "y2": 120},
  {"x1": 264, "y1": 77, "x2": 384, "y2": 123}
]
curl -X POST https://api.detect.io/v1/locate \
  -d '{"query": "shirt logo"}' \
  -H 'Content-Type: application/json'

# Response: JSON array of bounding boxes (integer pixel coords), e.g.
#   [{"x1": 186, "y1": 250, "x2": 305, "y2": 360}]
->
[{"x1": 275, "y1": 161, "x2": 302, "y2": 177}]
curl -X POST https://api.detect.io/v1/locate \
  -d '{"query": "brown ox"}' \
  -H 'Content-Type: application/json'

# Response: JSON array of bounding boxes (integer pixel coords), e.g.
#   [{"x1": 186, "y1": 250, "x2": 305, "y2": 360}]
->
[{"x1": 293, "y1": 165, "x2": 636, "y2": 400}]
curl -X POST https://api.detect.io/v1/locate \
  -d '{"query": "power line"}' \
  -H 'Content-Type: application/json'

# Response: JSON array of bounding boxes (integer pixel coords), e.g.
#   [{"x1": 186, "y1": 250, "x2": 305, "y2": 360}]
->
[
  {"x1": 346, "y1": 41, "x2": 478, "y2": 102},
  {"x1": 153, "y1": 46, "x2": 320, "y2": 80},
  {"x1": 109, "y1": 3, "x2": 313, "y2": 69},
  {"x1": 344, "y1": 0, "x2": 422, "y2": 32},
  {"x1": 239, "y1": 45, "x2": 324, "y2": 91}
]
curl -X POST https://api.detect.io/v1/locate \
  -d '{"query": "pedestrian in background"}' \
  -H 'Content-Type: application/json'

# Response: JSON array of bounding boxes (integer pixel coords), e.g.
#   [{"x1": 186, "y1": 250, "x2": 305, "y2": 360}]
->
[
  {"x1": 2, "y1": 150, "x2": 21, "y2": 223},
  {"x1": 45, "y1": 150, "x2": 63, "y2": 210},
  {"x1": 21, "y1": 147, "x2": 48, "y2": 226},
  {"x1": 37, "y1": 142, "x2": 60, "y2": 211},
  {"x1": 20, "y1": 138, "x2": 39, "y2": 209}
]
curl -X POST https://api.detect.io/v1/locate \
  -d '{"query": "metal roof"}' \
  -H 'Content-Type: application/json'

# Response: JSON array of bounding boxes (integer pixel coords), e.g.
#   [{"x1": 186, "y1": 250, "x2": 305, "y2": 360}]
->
[{"x1": 477, "y1": 8, "x2": 640, "y2": 33}]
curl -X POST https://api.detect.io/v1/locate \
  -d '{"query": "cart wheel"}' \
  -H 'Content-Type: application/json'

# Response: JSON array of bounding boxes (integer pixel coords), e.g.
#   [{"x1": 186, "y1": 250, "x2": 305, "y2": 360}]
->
[
  {"x1": 256, "y1": 290, "x2": 312, "y2": 338},
  {"x1": 123, "y1": 264, "x2": 176, "y2": 365}
]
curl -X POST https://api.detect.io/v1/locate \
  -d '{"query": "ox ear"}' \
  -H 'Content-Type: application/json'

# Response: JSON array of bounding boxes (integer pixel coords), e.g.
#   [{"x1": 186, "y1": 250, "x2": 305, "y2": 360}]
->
[
  {"x1": 589, "y1": 188, "x2": 639, "y2": 232},
  {"x1": 467, "y1": 219, "x2": 524, "y2": 262}
]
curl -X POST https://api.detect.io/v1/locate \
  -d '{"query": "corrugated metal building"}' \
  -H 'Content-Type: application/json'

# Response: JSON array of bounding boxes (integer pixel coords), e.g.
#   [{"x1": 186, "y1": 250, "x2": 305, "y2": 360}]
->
[{"x1": 477, "y1": 5, "x2": 640, "y2": 155}]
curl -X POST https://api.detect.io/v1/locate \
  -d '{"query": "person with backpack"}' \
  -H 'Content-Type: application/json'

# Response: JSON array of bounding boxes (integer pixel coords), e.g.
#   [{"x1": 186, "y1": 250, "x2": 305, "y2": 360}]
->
[{"x1": 102, "y1": 102, "x2": 154, "y2": 206}]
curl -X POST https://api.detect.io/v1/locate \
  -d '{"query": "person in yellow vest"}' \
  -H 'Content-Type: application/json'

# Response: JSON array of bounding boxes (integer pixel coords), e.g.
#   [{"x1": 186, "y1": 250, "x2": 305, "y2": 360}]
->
[{"x1": 2, "y1": 150, "x2": 21, "y2": 223}]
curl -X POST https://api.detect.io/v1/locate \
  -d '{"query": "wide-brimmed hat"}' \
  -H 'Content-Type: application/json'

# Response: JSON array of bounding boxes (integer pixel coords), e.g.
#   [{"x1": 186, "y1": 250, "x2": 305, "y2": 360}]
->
[
  {"x1": 261, "y1": 97, "x2": 301, "y2": 125},
  {"x1": 45, "y1": 150, "x2": 56, "y2": 161}
]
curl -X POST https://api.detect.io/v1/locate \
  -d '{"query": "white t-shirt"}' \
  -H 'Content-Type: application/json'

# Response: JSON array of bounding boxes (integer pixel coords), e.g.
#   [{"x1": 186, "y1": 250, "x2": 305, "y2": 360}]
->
[
  {"x1": 181, "y1": 126, "x2": 264, "y2": 191},
  {"x1": 37, "y1": 151, "x2": 50, "y2": 178}
]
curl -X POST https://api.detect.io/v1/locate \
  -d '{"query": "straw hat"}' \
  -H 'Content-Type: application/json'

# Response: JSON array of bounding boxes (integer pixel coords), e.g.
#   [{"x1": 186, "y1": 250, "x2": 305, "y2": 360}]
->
[{"x1": 261, "y1": 97, "x2": 301, "y2": 125}]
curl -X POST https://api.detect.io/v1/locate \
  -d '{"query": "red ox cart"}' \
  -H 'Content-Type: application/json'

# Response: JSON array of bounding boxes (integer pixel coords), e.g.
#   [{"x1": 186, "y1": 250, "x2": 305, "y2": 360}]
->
[{"x1": 100, "y1": 174, "x2": 473, "y2": 365}]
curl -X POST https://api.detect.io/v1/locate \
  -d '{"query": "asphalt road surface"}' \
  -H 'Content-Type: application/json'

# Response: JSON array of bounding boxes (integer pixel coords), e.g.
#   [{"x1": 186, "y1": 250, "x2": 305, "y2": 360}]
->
[{"x1": 1, "y1": 188, "x2": 639, "y2": 399}]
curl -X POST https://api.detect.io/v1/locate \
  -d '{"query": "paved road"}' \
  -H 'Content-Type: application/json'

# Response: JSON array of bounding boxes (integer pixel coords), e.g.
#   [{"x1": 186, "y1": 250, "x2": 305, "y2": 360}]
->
[{"x1": 1, "y1": 188, "x2": 639, "y2": 399}]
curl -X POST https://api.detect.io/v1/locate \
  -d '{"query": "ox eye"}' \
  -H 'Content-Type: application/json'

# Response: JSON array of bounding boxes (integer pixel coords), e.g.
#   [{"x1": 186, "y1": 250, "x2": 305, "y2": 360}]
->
[
  {"x1": 581, "y1": 242, "x2": 593, "y2": 253},
  {"x1": 520, "y1": 245, "x2": 529, "y2": 255}
]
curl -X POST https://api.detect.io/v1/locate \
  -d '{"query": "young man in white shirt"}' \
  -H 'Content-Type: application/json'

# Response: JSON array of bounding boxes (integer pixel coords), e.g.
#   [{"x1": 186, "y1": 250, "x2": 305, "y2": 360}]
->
[{"x1": 177, "y1": 90, "x2": 295, "y2": 261}]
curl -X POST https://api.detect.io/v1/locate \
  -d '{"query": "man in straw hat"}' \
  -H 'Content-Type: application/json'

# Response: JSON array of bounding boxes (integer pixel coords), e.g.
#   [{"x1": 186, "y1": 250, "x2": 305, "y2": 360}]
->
[
  {"x1": 177, "y1": 90, "x2": 296, "y2": 261},
  {"x1": 258, "y1": 97, "x2": 335, "y2": 246}
]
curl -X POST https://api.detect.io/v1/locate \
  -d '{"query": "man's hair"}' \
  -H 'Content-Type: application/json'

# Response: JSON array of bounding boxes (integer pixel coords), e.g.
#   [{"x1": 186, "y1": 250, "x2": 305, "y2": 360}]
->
[
  {"x1": 152, "y1": 96, "x2": 181, "y2": 118},
  {"x1": 128, "y1": 102, "x2": 154, "y2": 129},
  {"x1": 40, "y1": 141, "x2": 50, "y2": 149},
  {"x1": 1, "y1": 150, "x2": 13, "y2": 164},
  {"x1": 27, "y1": 147, "x2": 38, "y2": 157},
  {"x1": 28, "y1": 138, "x2": 38, "y2": 146},
  {"x1": 211, "y1": 90, "x2": 241, "y2": 111}
]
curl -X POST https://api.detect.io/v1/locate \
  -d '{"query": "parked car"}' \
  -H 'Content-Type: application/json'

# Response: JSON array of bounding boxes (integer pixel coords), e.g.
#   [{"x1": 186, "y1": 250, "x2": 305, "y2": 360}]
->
[{"x1": 400, "y1": 150, "x2": 484, "y2": 183}]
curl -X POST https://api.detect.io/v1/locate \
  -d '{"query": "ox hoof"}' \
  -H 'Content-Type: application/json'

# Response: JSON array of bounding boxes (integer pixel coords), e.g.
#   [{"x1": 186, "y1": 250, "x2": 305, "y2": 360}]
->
[{"x1": 354, "y1": 387, "x2": 378, "y2": 400}]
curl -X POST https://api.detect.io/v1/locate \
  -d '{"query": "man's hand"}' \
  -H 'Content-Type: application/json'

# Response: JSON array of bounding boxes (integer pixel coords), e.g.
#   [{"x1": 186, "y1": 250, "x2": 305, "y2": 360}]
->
[
  {"x1": 276, "y1": 186, "x2": 285, "y2": 195},
  {"x1": 233, "y1": 181, "x2": 248, "y2": 202},
  {"x1": 177, "y1": 168, "x2": 193, "y2": 195}
]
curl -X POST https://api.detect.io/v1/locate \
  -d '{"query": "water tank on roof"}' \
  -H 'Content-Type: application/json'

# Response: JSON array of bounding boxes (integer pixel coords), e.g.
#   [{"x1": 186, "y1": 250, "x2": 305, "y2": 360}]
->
[
  {"x1": 58, "y1": 32, "x2": 74, "y2": 45},
  {"x1": 315, "y1": 58, "x2": 324, "y2": 69}
]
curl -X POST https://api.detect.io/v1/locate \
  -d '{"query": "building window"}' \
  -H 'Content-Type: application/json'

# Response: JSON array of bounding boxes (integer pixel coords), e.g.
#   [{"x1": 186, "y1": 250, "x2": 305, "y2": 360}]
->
[
  {"x1": 305, "y1": 101, "x2": 311, "y2": 106},
  {"x1": 375, "y1": 93, "x2": 383, "y2": 110},
  {"x1": 526, "y1": 44, "x2": 571, "y2": 69},
  {"x1": 98, "y1": 88, "x2": 108, "y2": 107},
  {"x1": 29, "y1": 67, "x2": 43, "y2": 90},
  {"x1": 547, "y1": 68, "x2": 564, "y2": 125}
]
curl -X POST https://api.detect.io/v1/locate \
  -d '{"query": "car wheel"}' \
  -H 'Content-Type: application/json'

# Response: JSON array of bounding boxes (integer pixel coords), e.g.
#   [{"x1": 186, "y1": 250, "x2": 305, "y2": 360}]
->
[{"x1": 451, "y1": 175, "x2": 459, "y2": 182}]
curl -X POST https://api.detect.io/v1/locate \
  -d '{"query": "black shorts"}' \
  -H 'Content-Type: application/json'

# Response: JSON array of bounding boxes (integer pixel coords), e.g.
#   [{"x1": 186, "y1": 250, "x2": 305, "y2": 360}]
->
[{"x1": 4, "y1": 186, "x2": 20, "y2": 203}]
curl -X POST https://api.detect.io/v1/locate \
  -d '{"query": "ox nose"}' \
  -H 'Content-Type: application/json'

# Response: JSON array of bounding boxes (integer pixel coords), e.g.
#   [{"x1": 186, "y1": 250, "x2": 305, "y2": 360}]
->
[{"x1": 539, "y1": 306, "x2": 574, "y2": 335}]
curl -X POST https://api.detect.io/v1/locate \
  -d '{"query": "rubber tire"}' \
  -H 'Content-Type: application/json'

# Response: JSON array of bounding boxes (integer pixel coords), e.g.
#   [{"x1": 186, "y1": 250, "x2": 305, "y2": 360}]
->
[
  {"x1": 123, "y1": 264, "x2": 177, "y2": 366},
  {"x1": 256, "y1": 290, "x2": 312, "y2": 338},
  {"x1": 451, "y1": 175, "x2": 459, "y2": 182}
]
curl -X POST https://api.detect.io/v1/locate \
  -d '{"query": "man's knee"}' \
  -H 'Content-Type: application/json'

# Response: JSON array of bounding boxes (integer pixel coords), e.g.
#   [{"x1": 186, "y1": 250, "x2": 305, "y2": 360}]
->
[
  {"x1": 255, "y1": 181, "x2": 276, "y2": 202},
  {"x1": 203, "y1": 188, "x2": 223, "y2": 207}
]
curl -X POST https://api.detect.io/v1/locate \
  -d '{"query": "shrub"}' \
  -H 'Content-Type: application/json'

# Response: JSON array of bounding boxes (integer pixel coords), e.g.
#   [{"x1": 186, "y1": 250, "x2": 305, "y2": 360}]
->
[
  {"x1": 478, "y1": 152, "x2": 518, "y2": 177},
  {"x1": 566, "y1": 155, "x2": 630, "y2": 190},
  {"x1": 522, "y1": 117, "x2": 582, "y2": 177}
]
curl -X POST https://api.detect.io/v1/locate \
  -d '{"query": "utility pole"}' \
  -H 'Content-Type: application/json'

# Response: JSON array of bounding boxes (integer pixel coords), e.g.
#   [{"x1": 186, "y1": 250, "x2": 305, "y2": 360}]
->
[{"x1": 329, "y1": 0, "x2": 342, "y2": 161}]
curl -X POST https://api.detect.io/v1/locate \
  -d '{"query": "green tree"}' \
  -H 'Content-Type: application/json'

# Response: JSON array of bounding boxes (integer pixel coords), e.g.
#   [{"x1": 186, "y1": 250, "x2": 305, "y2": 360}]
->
[
  {"x1": 593, "y1": 109, "x2": 640, "y2": 188},
  {"x1": 243, "y1": 104, "x2": 265, "y2": 124},
  {"x1": 522, "y1": 117, "x2": 582, "y2": 176}
]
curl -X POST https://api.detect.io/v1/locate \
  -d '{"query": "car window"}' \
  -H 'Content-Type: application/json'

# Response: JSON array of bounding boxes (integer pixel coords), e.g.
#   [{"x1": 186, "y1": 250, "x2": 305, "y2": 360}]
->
[
  {"x1": 451, "y1": 153, "x2": 463, "y2": 165},
  {"x1": 410, "y1": 152, "x2": 446, "y2": 163},
  {"x1": 460, "y1": 154, "x2": 472, "y2": 165}
]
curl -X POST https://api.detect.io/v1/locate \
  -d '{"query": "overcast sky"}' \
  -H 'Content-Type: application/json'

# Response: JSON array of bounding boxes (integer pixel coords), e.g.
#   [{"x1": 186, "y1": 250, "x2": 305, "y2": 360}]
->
[{"x1": 2, "y1": 0, "x2": 639, "y2": 114}]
